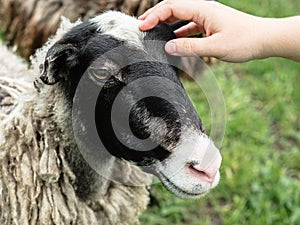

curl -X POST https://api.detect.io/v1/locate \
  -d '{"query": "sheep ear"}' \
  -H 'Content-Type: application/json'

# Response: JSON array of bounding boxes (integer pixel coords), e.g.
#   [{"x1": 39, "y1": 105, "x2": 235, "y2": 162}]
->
[
  {"x1": 40, "y1": 44, "x2": 79, "y2": 85},
  {"x1": 170, "y1": 20, "x2": 190, "y2": 31}
]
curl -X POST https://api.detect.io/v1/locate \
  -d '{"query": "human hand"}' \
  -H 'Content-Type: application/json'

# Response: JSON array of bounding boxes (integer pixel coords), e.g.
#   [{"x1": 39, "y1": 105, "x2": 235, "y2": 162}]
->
[{"x1": 139, "y1": 0, "x2": 269, "y2": 62}]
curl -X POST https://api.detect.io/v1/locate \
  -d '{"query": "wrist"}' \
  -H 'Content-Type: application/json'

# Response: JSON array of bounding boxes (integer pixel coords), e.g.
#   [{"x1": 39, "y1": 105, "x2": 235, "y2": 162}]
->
[
  {"x1": 250, "y1": 17, "x2": 275, "y2": 60},
  {"x1": 256, "y1": 16, "x2": 300, "y2": 61},
  {"x1": 257, "y1": 18, "x2": 281, "y2": 59}
]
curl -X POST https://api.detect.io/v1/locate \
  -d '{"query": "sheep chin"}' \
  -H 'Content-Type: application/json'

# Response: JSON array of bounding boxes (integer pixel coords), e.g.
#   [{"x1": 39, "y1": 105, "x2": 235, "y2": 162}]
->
[
  {"x1": 157, "y1": 171, "x2": 209, "y2": 199},
  {"x1": 150, "y1": 131, "x2": 222, "y2": 198}
]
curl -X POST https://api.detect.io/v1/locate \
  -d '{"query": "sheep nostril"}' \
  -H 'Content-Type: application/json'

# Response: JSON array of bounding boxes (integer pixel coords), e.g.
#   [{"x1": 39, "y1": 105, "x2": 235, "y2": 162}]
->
[{"x1": 188, "y1": 164, "x2": 217, "y2": 183}]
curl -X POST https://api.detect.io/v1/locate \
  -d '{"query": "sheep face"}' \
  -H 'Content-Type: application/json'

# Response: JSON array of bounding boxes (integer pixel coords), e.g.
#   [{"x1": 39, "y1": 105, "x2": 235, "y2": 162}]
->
[{"x1": 39, "y1": 11, "x2": 222, "y2": 198}]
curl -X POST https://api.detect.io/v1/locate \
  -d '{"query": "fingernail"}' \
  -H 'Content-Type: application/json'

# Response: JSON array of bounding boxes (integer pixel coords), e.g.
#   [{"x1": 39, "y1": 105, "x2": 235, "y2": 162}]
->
[
  {"x1": 165, "y1": 42, "x2": 176, "y2": 54},
  {"x1": 139, "y1": 22, "x2": 146, "y2": 30}
]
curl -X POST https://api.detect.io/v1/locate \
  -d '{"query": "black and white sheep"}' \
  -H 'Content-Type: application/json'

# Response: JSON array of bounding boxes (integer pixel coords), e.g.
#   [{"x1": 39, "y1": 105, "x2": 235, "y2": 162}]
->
[{"x1": 0, "y1": 11, "x2": 222, "y2": 224}]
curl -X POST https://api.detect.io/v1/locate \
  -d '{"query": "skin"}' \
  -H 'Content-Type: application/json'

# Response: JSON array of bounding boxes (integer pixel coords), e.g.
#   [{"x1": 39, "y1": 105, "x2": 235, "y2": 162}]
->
[{"x1": 139, "y1": 0, "x2": 300, "y2": 62}]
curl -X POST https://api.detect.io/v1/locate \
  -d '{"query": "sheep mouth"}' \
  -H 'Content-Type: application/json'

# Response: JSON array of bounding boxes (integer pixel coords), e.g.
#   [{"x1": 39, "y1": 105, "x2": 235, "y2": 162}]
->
[{"x1": 157, "y1": 171, "x2": 207, "y2": 198}]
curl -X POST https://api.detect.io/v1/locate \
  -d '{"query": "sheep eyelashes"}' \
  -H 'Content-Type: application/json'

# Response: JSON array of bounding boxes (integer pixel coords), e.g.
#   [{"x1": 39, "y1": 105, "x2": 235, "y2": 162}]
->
[{"x1": 39, "y1": 11, "x2": 222, "y2": 199}]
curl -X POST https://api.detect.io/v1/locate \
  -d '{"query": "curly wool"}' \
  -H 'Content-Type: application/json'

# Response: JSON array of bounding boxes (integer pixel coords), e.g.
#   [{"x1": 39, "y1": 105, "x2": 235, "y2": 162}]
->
[{"x1": 0, "y1": 27, "x2": 151, "y2": 225}]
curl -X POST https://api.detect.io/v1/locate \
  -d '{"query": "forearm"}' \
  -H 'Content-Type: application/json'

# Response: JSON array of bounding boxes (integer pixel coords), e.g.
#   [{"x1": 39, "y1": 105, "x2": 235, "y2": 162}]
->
[{"x1": 258, "y1": 16, "x2": 300, "y2": 62}]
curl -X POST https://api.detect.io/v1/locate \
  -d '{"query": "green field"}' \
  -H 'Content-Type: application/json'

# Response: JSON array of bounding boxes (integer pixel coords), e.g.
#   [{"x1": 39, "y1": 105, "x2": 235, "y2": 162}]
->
[{"x1": 140, "y1": 1, "x2": 300, "y2": 225}]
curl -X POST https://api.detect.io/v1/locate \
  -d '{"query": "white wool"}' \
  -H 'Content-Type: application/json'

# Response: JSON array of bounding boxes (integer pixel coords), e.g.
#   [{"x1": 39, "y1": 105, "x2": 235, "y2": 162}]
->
[
  {"x1": 0, "y1": 44, "x2": 34, "y2": 90},
  {"x1": 0, "y1": 44, "x2": 35, "y2": 131}
]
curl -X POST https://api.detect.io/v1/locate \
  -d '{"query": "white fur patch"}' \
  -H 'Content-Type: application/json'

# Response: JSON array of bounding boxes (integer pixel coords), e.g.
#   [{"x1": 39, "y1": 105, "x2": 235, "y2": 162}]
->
[
  {"x1": 91, "y1": 11, "x2": 145, "y2": 49},
  {"x1": 154, "y1": 130, "x2": 222, "y2": 198}
]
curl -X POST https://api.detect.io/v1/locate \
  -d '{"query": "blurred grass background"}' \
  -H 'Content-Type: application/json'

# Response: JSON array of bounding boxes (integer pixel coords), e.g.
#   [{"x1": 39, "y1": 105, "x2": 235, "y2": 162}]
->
[{"x1": 140, "y1": 0, "x2": 300, "y2": 225}]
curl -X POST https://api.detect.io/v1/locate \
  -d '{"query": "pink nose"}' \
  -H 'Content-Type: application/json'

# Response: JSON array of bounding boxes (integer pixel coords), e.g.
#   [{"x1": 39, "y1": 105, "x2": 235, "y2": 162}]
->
[
  {"x1": 188, "y1": 164, "x2": 217, "y2": 183},
  {"x1": 188, "y1": 154, "x2": 222, "y2": 184}
]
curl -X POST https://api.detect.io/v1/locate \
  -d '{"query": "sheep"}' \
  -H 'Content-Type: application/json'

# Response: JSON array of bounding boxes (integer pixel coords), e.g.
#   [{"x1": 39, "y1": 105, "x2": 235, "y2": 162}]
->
[
  {"x1": 0, "y1": 11, "x2": 222, "y2": 225},
  {"x1": 0, "y1": 19, "x2": 151, "y2": 225},
  {"x1": 0, "y1": 50, "x2": 153, "y2": 225}
]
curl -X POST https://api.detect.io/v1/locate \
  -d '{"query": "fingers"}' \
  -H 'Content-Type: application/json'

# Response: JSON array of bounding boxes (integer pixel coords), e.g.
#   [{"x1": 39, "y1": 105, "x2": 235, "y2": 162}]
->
[
  {"x1": 139, "y1": 4, "x2": 179, "y2": 30},
  {"x1": 138, "y1": 0, "x2": 168, "y2": 20},
  {"x1": 139, "y1": 0, "x2": 206, "y2": 31},
  {"x1": 164, "y1": 35, "x2": 221, "y2": 58},
  {"x1": 174, "y1": 22, "x2": 205, "y2": 37}
]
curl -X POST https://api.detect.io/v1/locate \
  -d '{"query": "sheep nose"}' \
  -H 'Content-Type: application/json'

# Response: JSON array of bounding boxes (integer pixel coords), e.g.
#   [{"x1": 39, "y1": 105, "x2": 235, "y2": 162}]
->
[
  {"x1": 188, "y1": 159, "x2": 220, "y2": 184},
  {"x1": 188, "y1": 147, "x2": 222, "y2": 184}
]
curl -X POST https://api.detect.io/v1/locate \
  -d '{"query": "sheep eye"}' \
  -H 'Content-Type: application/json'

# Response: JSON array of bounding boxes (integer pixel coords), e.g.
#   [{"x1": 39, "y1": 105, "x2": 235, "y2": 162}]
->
[{"x1": 89, "y1": 68, "x2": 112, "y2": 84}]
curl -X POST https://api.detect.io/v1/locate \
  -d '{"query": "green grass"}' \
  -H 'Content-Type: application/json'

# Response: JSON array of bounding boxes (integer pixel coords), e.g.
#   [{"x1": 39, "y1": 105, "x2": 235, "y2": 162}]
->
[
  {"x1": 140, "y1": 1, "x2": 300, "y2": 225},
  {"x1": 219, "y1": 0, "x2": 300, "y2": 17}
]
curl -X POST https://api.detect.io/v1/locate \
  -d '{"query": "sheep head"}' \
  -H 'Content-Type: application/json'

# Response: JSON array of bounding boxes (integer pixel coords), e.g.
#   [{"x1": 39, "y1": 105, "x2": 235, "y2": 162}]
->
[{"x1": 37, "y1": 11, "x2": 222, "y2": 199}]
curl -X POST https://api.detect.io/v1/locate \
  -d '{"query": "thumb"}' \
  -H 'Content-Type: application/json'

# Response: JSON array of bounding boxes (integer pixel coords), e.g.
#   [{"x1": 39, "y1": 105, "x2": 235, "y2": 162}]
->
[{"x1": 165, "y1": 37, "x2": 219, "y2": 57}]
